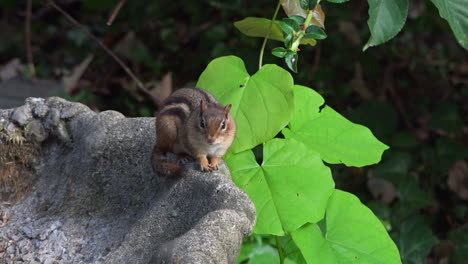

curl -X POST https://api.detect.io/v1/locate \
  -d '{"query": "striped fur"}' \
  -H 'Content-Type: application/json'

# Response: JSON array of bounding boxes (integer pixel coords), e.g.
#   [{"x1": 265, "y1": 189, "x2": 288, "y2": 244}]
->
[{"x1": 153, "y1": 87, "x2": 229, "y2": 177}]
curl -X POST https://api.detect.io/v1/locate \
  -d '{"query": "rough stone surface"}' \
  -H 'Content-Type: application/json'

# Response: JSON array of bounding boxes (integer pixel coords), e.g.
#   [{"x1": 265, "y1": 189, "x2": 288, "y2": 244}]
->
[
  {"x1": 0, "y1": 97, "x2": 256, "y2": 264},
  {"x1": 10, "y1": 105, "x2": 32, "y2": 126}
]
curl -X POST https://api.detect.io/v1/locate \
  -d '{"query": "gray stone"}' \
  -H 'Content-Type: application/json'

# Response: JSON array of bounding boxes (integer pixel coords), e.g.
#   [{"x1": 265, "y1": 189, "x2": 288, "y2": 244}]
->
[
  {"x1": 0, "y1": 97, "x2": 256, "y2": 264},
  {"x1": 60, "y1": 102, "x2": 90, "y2": 120},
  {"x1": 6, "y1": 246, "x2": 16, "y2": 255},
  {"x1": 20, "y1": 226, "x2": 33, "y2": 238},
  {"x1": 26, "y1": 119, "x2": 48, "y2": 142},
  {"x1": 10, "y1": 104, "x2": 32, "y2": 126},
  {"x1": 33, "y1": 103, "x2": 49, "y2": 118},
  {"x1": 43, "y1": 108, "x2": 60, "y2": 130}
]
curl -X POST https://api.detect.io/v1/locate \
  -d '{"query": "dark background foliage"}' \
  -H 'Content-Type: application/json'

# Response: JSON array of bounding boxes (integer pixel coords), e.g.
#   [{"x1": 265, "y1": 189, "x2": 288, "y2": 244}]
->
[{"x1": 1, "y1": 0, "x2": 467, "y2": 263}]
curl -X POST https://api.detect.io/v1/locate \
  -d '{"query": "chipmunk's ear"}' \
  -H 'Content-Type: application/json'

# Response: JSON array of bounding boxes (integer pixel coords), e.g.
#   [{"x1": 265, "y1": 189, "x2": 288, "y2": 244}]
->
[
  {"x1": 224, "y1": 104, "x2": 232, "y2": 115},
  {"x1": 200, "y1": 100, "x2": 207, "y2": 112}
]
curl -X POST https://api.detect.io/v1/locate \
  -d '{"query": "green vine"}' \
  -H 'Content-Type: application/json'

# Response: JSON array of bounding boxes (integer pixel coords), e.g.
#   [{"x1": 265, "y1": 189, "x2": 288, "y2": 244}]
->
[{"x1": 258, "y1": 1, "x2": 282, "y2": 70}]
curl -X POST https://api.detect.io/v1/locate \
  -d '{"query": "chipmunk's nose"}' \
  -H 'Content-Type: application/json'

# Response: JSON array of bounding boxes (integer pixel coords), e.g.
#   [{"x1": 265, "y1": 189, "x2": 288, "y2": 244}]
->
[{"x1": 208, "y1": 137, "x2": 215, "y2": 144}]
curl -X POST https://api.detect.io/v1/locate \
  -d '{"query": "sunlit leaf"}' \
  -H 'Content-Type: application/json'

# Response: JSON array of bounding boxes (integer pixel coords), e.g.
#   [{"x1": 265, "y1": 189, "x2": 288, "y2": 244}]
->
[
  {"x1": 197, "y1": 56, "x2": 294, "y2": 153},
  {"x1": 226, "y1": 139, "x2": 335, "y2": 235},
  {"x1": 234, "y1": 17, "x2": 317, "y2": 46},
  {"x1": 311, "y1": 5, "x2": 326, "y2": 28},
  {"x1": 292, "y1": 190, "x2": 401, "y2": 264},
  {"x1": 283, "y1": 85, "x2": 389, "y2": 166}
]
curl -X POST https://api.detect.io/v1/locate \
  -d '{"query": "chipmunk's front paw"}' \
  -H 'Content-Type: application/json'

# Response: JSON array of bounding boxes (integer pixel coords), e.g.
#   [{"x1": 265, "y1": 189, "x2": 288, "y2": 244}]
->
[
  {"x1": 208, "y1": 164, "x2": 218, "y2": 171},
  {"x1": 200, "y1": 163, "x2": 214, "y2": 172},
  {"x1": 208, "y1": 157, "x2": 220, "y2": 171},
  {"x1": 197, "y1": 155, "x2": 212, "y2": 172}
]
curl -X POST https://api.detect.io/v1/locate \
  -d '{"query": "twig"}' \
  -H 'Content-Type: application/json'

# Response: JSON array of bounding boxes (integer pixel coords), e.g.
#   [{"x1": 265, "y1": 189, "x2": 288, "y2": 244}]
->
[
  {"x1": 25, "y1": 0, "x2": 36, "y2": 77},
  {"x1": 106, "y1": 0, "x2": 127, "y2": 26},
  {"x1": 46, "y1": 0, "x2": 159, "y2": 105}
]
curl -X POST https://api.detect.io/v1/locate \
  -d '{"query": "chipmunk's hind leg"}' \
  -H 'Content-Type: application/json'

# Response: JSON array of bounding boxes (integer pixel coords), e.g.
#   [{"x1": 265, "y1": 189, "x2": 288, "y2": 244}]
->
[{"x1": 155, "y1": 114, "x2": 180, "y2": 154}]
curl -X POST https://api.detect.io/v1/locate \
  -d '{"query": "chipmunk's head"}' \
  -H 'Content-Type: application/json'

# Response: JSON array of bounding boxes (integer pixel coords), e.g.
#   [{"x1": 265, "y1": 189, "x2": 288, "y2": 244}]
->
[{"x1": 199, "y1": 100, "x2": 234, "y2": 145}]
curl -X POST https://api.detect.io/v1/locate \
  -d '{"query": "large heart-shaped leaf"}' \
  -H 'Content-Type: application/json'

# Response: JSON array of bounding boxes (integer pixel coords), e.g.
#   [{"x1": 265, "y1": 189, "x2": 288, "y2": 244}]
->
[
  {"x1": 226, "y1": 138, "x2": 334, "y2": 235},
  {"x1": 292, "y1": 190, "x2": 401, "y2": 264},
  {"x1": 364, "y1": 0, "x2": 408, "y2": 50},
  {"x1": 197, "y1": 56, "x2": 295, "y2": 153},
  {"x1": 431, "y1": 0, "x2": 468, "y2": 50},
  {"x1": 282, "y1": 85, "x2": 388, "y2": 166},
  {"x1": 234, "y1": 17, "x2": 317, "y2": 46}
]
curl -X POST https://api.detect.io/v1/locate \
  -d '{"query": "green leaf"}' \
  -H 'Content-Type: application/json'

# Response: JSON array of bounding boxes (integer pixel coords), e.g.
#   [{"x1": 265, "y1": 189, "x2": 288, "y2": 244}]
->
[
  {"x1": 364, "y1": 0, "x2": 408, "y2": 50},
  {"x1": 430, "y1": 0, "x2": 468, "y2": 50},
  {"x1": 373, "y1": 151, "x2": 413, "y2": 178},
  {"x1": 304, "y1": 25, "x2": 327, "y2": 39},
  {"x1": 226, "y1": 138, "x2": 335, "y2": 235},
  {"x1": 285, "y1": 51, "x2": 299, "y2": 73},
  {"x1": 234, "y1": 17, "x2": 284, "y2": 42},
  {"x1": 308, "y1": 0, "x2": 318, "y2": 9},
  {"x1": 279, "y1": 20, "x2": 296, "y2": 35},
  {"x1": 282, "y1": 85, "x2": 389, "y2": 167},
  {"x1": 326, "y1": 0, "x2": 349, "y2": 3},
  {"x1": 280, "y1": 1, "x2": 326, "y2": 28},
  {"x1": 427, "y1": 101, "x2": 464, "y2": 133},
  {"x1": 449, "y1": 226, "x2": 468, "y2": 264},
  {"x1": 391, "y1": 132, "x2": 420, "y2": 149},
  {"x1": 288, "y1": 15, "x2": 306, "y2": 27},
  {"x1": 281, "y1": 17, "x2": 301, "y2": 32},
  {"x1": 389, "y1": 175, "x2": 432, "y2": 221},
  {"x1": 299, "y1": 0, "x2": 309, "y2": 10},
  {"x1": 234, "y1": 17, "x2": 317, "y2": 46},
  {"x1": 197, "y1": 56, "x2": 295, "y2": 153},
  {"x1": 391, "y1": 216, "x2": 438, "y2": 264},
  {"x1": 272, "y1": 47, "x2": 288, "y2": 58},
  {"x1": 281, "y1": 236, "x2": 307, "y2": 264},
  {"x1": 292, "y1": 190, "x2": 401, "y2": 264},
  {"x1": 300, "y1": 0, "x2": 318, "y2": 10}
]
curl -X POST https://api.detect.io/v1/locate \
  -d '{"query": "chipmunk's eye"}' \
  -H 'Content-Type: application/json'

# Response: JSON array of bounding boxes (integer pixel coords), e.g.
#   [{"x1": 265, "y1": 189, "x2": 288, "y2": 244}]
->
[
  {"x1": 221, "y1": 121, "x2": 226, "y2": 130},
  {"x1": 200, "y1": 118, "x2": 205, "y2": 128}
]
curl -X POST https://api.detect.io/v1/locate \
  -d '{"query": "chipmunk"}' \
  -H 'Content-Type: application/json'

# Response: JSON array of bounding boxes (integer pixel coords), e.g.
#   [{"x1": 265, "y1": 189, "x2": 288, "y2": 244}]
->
[{"x1": 152, "y1": 87, "x2": 236, "y2": 177}]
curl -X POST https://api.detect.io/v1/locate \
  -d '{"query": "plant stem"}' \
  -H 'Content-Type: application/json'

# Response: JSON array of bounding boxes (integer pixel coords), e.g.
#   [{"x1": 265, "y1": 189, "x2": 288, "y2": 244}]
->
[
  {"x1": 276, "y1": 236, "x2": 285, "y2": 264},
  {"x1": 290, "y1": 9, "x2": 315, "y2": 52},
  {"x1": 258, "y1": 1, "x2": 281, "y2": 70}
]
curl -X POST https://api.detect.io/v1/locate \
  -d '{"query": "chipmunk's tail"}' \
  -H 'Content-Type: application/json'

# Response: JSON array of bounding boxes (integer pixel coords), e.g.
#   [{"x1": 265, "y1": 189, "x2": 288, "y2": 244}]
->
[{"x1": 151, "y1": 149, "x2": 182, "y2": 177}]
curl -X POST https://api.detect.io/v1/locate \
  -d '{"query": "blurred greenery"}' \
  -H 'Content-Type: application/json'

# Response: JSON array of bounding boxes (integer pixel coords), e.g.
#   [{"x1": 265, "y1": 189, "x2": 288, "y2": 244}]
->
[{"x1": 0, "y1": 0, "x2": 466, "y2": 263}]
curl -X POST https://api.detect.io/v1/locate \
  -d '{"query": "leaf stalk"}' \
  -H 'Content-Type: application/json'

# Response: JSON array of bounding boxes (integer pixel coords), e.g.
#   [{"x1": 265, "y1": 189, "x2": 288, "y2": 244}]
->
[
  {"x1": 290, "y1": 9, "x2": 314, "y2": 51},
  {"x1": 259, "y1": 1, "x2": 282, "y2": 70},
  {"x1": 276, "y1": 236, "x2": 285, "y2": 264}
]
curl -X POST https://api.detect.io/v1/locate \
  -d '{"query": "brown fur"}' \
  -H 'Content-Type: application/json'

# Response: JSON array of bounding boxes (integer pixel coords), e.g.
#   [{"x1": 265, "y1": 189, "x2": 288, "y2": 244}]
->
[{"x1": 152, "y1": 88, "x2": 236, "y2": 177}]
